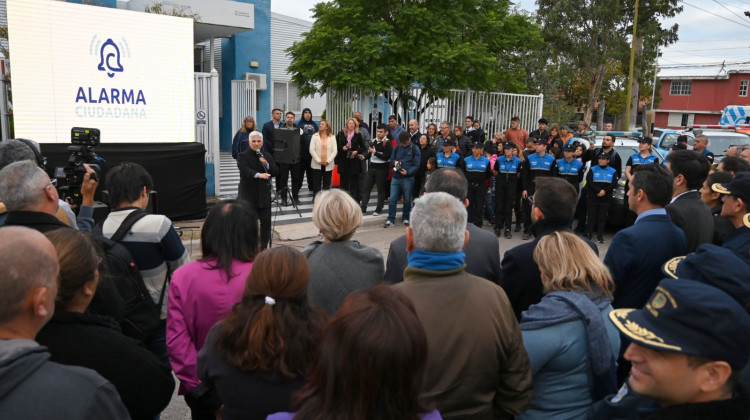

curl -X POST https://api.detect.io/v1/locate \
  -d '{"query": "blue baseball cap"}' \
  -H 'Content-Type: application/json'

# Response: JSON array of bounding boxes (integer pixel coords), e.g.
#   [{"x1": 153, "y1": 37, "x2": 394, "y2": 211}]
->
[
  {"x1": 563, "y1": 144, "x2": 576, "y2": 152},
  {"x1": 662, "y1": 244, "x2": 750, "y2": 310},
  {"x1": 609, "y1": 278, "x2": 750, "y2": 369}
]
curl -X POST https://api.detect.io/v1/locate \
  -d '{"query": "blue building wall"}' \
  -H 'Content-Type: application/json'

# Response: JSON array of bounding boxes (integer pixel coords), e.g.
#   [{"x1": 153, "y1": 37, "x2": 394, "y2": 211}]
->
[{"x1": 220, "y1": 0, "x2": 271, "y2": 152}]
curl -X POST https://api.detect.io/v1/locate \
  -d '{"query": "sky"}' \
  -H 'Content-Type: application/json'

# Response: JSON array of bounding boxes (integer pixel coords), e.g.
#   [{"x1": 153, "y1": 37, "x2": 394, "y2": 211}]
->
[{"x1": 271, "y1": 0, "x2": 750, "y2": 78}]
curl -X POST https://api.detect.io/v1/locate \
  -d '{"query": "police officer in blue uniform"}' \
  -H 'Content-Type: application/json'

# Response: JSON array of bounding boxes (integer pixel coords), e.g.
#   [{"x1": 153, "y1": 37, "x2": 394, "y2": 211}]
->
[
  {"x1": 554, "y1": 143, "x2": 584, "y2": 191},
  {"x1": 464, "y1": 141, "x2": 492, "y2": 228},
  {"x1": 521, "y1": 138, "x2": 556, "y2": 239},
  {"x1": 586, "y1": 152, "x2": 618, "y2": 243},
  {"x1": 493, "y1": 141, "x2": 522, "y2": 238},
  {"x1": 624, "y1": 136, "x2": 659, "y2": 184},
  {"x1": 436, "y1": 138, "x2": 464, "y2": 170}
]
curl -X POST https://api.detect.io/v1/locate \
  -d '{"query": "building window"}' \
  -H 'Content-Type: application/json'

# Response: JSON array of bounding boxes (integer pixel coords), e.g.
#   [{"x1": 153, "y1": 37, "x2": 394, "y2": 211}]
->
[
  {"x1": 740, "y1": 80, "x2": 749, "y2": 97},
  {"x1": 272, "y1": 81, "x2": 302, "y2": 114},
  {"x1": 668, "y1": 112, "x2": 694, "y2": 127},
  {"x1": 669, "y1": 80, "x2": 692, "y2": 96}
]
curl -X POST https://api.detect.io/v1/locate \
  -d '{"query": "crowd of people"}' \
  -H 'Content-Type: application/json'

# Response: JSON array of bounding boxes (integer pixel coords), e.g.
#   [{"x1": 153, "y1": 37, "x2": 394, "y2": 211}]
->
[{"x1": 1, "y1": 110, "x2": 750, "y2": 420}]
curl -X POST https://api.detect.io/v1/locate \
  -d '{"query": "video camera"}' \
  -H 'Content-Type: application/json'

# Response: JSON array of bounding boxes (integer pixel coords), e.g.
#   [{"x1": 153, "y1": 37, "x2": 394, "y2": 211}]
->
[{"x1": 54, "y1": 127, "x2": 104, "y2": 205}]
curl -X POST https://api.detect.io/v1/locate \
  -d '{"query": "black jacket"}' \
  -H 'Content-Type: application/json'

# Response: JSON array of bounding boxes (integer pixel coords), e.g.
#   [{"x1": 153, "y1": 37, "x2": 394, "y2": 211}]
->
[
  {"x1": 384, "y1": 222, "x2": 501, "y2": 285},
  {"x1": 237, "y1": 148, "x2": 279, "y2": 208},
  {"x1": 36, "y1": 311, "x2": 174, "y2": 420},
  {"x1": 4, "y1": 210, "x2": 69, "y2": 233},
  {"x1": 665, "y1": 191, "x2": 714, "y2": 253},
  {"x1": 500, "y1": 218, "x2": 598, "y2": 320},
  {"x1": 334, "y1": 130, "x2": 366, "y2": 172},
  {"x1": 261, "y1": 121, "x2": 280, "y2": 155},
  {"x1": 711, "y1": 204, "x2": 735, "y2": 245}
]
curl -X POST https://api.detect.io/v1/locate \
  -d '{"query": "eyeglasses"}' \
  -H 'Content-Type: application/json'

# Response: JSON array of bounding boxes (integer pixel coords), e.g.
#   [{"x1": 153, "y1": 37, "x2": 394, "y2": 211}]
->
[
  {"x1": 527, "y1": 196, "x2": 535, "y2": 206},
  {"x1": 43, "y1": 179, "x2": 57, "y2": 191}
]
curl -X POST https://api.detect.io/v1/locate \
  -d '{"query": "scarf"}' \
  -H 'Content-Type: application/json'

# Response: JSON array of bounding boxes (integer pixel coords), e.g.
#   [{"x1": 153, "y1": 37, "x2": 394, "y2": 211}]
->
[
  {"x1": 407, "y1": 249, "x2": 465, "y2": 271},
  {"x1": 521, "y1": 290, "x2": 617, "y2": 401}
]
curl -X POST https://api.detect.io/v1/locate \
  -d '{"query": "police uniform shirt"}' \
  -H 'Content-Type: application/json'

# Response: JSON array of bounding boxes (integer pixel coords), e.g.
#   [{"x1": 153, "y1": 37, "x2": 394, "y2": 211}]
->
[
  {"x1": 588, "y1": 164, "x2": 618, "y2": 200},
  {"x1": 555, "y1": 157, "x2": 584, "y2": 185},
  {"x1": 464, "y1": 154, "x2": 492, "y2": 184},
  {"x1": 496, "y1": 155, "x2": 521, "y2": 180},
  {"x1": 522, "y1": 152, "x2": 556, "y2": 191},
  {"x1": 437, "y1": 152, "x2": 462, "y2": 168},
  {"x1": 626, "y1": 152, "x2": 658, "y2": 173}
]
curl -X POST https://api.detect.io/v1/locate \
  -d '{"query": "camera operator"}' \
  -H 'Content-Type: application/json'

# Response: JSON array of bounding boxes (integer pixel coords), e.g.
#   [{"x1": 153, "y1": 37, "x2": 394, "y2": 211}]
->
[
  {"x1": 0, "y1": 139, "x2": 98, "y2": 231},
  {"x1": 238, "y1": 130, "x2": 279, "y2": 250}
]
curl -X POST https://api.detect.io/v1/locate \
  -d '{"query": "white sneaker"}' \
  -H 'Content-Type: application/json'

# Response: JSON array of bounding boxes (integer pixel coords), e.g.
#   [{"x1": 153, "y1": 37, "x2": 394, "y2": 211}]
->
[
  {"x1": 372, "y1": 211, "x2": 380, "y2": 216},
  {"x1": 403, "y1": 220, "x2": 410, "y2": 226},
  {"x1": 384, "y1": 221, "x2": 393, "y2": 228}
]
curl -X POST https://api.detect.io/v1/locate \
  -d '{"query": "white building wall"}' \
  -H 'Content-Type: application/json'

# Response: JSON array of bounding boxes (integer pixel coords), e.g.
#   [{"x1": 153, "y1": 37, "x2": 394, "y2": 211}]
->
[{"x1": 270, "y1": 12, "x2": 325, "y2": 120}]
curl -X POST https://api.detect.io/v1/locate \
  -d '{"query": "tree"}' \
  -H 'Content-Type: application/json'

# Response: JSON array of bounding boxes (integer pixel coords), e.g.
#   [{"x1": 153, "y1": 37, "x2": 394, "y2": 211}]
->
[
  {"x1": 536, "y1": 0, "x2": 628, "y2": 125},
  {"x1": 535, "y1": 0, "x2": 680, "y2": 126},
  {"x1": 287, "y1": 0, "x2": 542, "y2": 122},
  {"x1": 621, "y1": 0, "x2": 681, "y2": 124}
]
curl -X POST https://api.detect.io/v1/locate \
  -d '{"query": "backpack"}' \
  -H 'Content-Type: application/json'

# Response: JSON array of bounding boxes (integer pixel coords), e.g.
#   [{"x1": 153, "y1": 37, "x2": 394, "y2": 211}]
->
[{"x1": 94, "y1": 210, "x2": 162, "y2": 341}]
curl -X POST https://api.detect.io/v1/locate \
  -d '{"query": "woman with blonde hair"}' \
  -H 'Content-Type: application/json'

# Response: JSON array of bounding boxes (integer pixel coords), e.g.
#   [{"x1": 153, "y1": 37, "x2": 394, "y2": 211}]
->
[
  {"x1": 302, "y1": 189, "x2": 384, "y2": 314},
  {"x1": 335, "y1": 117, "x2": 365, "y2": 199},
  {"x1": 309, "y1": 119, "x2": 337, "y2": 199},
  {"x1": 518, "y1": 231, "x2": 620, "y2": 420},
  {"x1": 231, "y1": 116, "x2": 258, "y2": 159}
]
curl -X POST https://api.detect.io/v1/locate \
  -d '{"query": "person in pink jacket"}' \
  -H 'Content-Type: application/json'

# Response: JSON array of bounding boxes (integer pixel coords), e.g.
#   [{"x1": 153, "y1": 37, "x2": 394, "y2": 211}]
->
[{"x1": 166, "y1": 200, "x2": 260, "y2": 420}]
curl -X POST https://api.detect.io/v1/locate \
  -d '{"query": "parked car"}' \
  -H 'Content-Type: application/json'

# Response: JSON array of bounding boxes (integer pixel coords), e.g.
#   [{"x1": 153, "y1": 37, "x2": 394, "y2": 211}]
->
[
  {"x1": 687, "y1": 129, "x2": 750, "y2": 162},
  {"x1": 653, "y1": 127, "x2": 750, "y2": 162},
  {"x1": 652, "y1": 128, "x2": 694, "y2": 158}
]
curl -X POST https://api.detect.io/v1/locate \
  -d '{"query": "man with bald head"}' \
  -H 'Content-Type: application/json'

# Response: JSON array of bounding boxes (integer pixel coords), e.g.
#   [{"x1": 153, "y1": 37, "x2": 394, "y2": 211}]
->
[{"x1": 0, "y1": 226, "x2": 129, "y2": 419}]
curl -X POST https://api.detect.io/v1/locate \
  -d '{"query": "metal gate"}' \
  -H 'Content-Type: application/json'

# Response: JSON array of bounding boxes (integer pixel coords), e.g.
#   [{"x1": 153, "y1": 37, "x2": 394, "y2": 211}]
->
[
  {"x1": 326, "y1": 87, "x2": 543, "y2": 135},
  {"x1": 194, "y1": 70, "x2": 220, "y2": 195},
  {"x1": 231, "y1": 79, "x2": 257, "y2": 134}
]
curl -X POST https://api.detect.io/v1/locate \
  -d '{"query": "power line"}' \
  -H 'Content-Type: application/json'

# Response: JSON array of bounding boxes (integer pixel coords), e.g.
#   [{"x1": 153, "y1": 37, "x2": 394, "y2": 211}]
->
[
  {"x1": 713, "y1": 0, "x2": 750, "y2": 23},
  {"x1": 683, "y1": 1, "x2": 750, "y2": 29},
  {"x1": 663, "y1": 46, "x2": 750, "y2": 52}
]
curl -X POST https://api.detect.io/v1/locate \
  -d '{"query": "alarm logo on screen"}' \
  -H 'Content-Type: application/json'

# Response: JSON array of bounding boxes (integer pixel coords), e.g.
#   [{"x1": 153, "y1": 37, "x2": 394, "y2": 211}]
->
[{"x1": 97, "y1": 38, "x2": 124, "y2": 78}]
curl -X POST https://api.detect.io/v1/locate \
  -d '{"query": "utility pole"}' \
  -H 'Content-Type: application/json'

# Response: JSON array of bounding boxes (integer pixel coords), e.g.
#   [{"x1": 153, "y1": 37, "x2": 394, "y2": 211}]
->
[{"x1": 625, "y1": 0, "x2": 639, "y2": 130}]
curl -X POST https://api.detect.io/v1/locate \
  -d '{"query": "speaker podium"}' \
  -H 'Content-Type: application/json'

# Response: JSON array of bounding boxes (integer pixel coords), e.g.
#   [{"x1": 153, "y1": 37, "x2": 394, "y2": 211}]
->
[{"x1": 274, "y1": 128, "x2": 301, "y2": 165}]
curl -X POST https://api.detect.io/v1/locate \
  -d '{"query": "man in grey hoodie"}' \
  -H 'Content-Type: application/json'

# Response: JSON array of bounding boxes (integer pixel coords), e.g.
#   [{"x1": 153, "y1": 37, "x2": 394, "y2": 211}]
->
[{"x1": 0, "y1": 226, "x2": 130, "y2": 419}]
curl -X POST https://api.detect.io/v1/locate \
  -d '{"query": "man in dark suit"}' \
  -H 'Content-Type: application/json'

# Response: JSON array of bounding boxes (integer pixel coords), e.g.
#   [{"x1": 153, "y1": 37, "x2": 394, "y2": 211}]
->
[
  {"x1": 237, "y1": 131, "x2": 279, "y2": 249},
  {"x1": 665, "y1": 150, "x2": 713, "y2": 252},
  {"x1": 499, "y1": 177, "x2": 597, "y2": 320},
  {"x1": 384, "y1": 167, "x2": 501, "y2": 284},
  {"x1": 605, "y1": 163, "x2": 687, "y2": 384},
  {"x1": 605, "y1": 164, "x2": 686, "y2": 310},
  {"x1": 260, "y1": 108, "x2": 282, "y2": 155}
]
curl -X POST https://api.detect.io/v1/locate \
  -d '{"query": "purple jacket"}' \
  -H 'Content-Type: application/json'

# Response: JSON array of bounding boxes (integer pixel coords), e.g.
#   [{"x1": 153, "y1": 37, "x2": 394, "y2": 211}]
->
[
  {"x1": 166, "y1": 259, "x2": 253, "y2": 394},
  {"x1": 266, "y1": 409, "x2": 443, "y2": 420}
]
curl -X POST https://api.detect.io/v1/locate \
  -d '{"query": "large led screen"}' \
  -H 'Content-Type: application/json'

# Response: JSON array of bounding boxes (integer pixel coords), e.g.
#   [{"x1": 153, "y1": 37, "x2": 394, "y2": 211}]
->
[{"x1": 7, "y1": 0, "x2": 195, "y2": 143}]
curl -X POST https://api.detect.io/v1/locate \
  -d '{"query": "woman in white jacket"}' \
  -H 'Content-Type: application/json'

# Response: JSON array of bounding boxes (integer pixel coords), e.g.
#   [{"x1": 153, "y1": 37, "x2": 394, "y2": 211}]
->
[{"x1": 309, "y1": 119, "x2": 338, "y2": 200}]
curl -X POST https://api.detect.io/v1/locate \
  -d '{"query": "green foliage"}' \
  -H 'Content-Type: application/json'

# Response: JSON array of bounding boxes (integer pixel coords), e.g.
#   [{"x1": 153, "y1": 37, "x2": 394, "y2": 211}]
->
[
  {"x1": 534, "y1": 0, "x2": 681, "y2": 123},
  {"x1": 287, "y1": 0, "x2": 543, "y2": 109}
]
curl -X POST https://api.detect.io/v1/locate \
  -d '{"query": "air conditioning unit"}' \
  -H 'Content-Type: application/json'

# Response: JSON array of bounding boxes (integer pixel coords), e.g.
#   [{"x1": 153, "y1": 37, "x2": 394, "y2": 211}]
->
[{"x1": 244, "y1": 73, "x2": 267, "y2": 91}]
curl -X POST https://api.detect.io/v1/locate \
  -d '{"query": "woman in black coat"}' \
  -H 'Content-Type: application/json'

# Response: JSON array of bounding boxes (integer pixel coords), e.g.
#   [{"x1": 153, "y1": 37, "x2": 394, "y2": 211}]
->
[
  {"x1": 36, "y1": 229, "x2": 175, "y2": 420},
  {"x1": 237, "y1": 130, "x2": 279, "y2": 250},
  {"x1": 335, "y1": 117, "x2": 365, "y2": 200}
]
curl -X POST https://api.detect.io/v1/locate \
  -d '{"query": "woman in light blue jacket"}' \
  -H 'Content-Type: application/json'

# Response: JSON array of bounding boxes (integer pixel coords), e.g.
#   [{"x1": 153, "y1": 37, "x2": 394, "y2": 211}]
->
[{"x1": 518, "y1": 232, "x2": 620, "y2": 420}]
